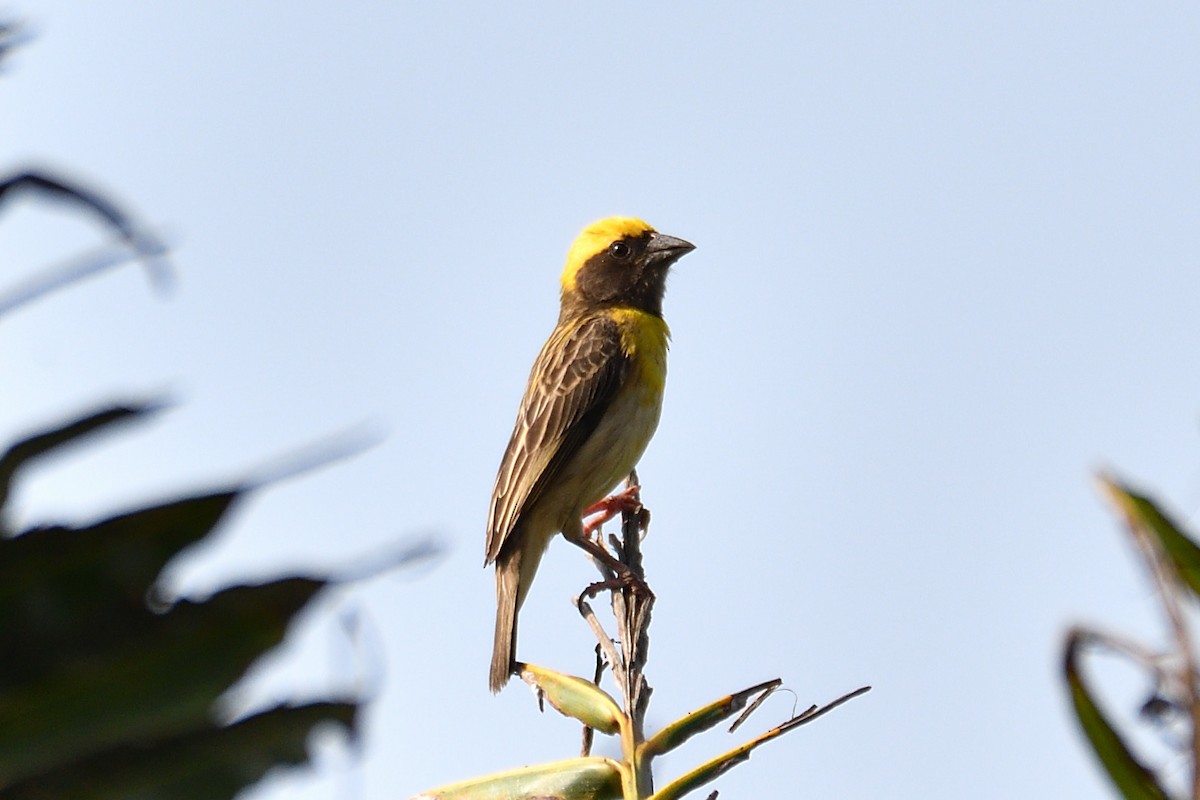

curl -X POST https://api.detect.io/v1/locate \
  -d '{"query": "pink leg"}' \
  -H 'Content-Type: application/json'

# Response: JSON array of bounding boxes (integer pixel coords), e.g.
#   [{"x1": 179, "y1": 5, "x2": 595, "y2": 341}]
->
[{"x1": 582, "y1": 484, "x2": 643, "y2": 540}]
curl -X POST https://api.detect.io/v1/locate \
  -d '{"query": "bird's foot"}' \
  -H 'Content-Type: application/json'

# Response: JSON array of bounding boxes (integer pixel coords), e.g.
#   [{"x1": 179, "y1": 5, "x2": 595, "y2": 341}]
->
[
  {"x1": 584, "y1": 568, "x2": 655, "y2": 601},
  {"x1": 567, "y1": 531, "x2": 654, "y2": 599},
  {"x1": 582, "y1": 484, "x2": 643, "y2": 541}
]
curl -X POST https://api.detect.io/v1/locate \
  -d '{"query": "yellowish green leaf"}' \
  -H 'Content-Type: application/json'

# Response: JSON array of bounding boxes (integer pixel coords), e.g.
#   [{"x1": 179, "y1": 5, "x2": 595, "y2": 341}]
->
[
  {"x1": 411, "y1": 757, "x2": 623, "y2": 800},
  {"x1": 641, "y1": 679, "x2": 780, "y2": 758},
  {"x1": 1063, "y1": 629, "x2": 1168, "y2": 800},
  {"x1": 1098, "y1": 473, "x2": 1200, "y2": 597},
  {"x1": 519, "y1": 663, "x2": 623, "y2": 735}
]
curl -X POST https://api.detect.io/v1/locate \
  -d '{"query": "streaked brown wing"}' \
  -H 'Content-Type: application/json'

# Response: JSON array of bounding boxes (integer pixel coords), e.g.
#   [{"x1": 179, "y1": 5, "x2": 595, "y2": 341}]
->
[{"x1": 485, "y1": 314, "x2": 626, "y2": 564}]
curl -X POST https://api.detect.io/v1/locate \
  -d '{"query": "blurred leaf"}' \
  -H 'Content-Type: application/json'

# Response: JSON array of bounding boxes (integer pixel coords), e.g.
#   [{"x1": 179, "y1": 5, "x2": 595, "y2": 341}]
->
[
  {"x1": 0, "y1": 491, "x2": 240, "y2": 688},
  {"x1": 1099, "y1": 474, "x2": 1200, "y2": 598},
  {"x1": 0, "y1": 577, "x2": 326, "y2": 784},
  {"x1": 2, "y1": 128, "x2": 358, "y2": 798},
  {"x1": 641, "y1": 679, "x2": 780, "y2": 759},
  {"x1": 519, "y1": 663, "x2": 623, "y2": 735},
  {"x1": 0, "y1": 169, "x2": 172, "y2": 314},
  {"x1": 1063, "y1": 629, "x2": 1169, "y2": 800},
  {"x1": 0, "y1": 701, "x2": 358, "y2": 800},
  {"x1": 410, "y1": 757, "x2": 623, "y2": 800},
  {"x1": 0, "y1": 401, "x2": 162, "y2": 514}
]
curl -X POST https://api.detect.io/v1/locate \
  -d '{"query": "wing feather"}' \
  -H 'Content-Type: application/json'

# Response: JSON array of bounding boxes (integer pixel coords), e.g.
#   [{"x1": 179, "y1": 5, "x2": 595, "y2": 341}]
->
[{"x1": 485, "y1": 315, "x2": 626, "y2": 563}]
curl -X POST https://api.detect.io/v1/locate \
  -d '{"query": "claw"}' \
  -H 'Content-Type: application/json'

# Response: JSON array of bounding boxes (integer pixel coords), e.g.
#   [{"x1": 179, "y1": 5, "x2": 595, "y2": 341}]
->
[
  {"x1": 584, "y1": 570, "x2": 655, "y2": 601},
  {"x1": 582, "y1": 485, "x2": 643, "y2": 541}
]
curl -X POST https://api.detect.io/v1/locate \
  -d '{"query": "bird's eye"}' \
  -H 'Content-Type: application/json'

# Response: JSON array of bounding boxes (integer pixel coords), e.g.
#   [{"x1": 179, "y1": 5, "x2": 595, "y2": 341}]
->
[{"x1": 609, "y1": 241, "x2": 631, "y2": 259}]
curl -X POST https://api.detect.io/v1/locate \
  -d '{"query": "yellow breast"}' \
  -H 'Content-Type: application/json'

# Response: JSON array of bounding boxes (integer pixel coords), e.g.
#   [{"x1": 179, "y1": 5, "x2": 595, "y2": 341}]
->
[
  {"x1": 544, "y1": 307, "x2": 670, "y2": 526},
  {"x1": 610, "y1": 307, "x2": 670, "y2": 396}
]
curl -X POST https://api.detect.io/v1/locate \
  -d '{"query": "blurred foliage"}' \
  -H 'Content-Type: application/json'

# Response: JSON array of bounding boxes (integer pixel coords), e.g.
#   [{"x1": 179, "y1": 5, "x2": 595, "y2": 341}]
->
[
  {"x1": 0, "y1": 19, "x2": 30, "y2": 67},
  {"x1": 0, "y1": 404, "x2": 359, "y2": 798},
  {"x1": 1064, "y1": 474, "x2": 1200, "y2": 799},
  {"x1": 2, "y1": 115, "x2": 359, "y2": 793}
]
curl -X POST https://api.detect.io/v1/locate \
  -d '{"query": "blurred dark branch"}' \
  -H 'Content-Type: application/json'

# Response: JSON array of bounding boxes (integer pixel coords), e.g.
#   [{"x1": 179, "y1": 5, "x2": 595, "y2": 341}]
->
[{"x1": 0, "y1": 169, "x2": 173, "y2": 315}]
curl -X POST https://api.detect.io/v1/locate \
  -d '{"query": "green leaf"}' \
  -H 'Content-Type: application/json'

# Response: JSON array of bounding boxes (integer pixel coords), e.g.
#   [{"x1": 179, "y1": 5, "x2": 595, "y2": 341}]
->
[
  {"x1": 1062, "y1": 629, "x2": 1168, "y2": 800},
  {"x1": 641, "y1": 679, "x2": 780, "y2": 758},
  {"x1": 0, "y1": 577, "x2": 326, "y2": 784},
  {"x1": 518, "y1": 663, "x2": 623, "y2": 735},
  {"x1": 0, "y1": 701, "x2": 358, "y2": 800},
  {"x1": 1098, "y1": 474, "x2": 1200, "y2": 598},
  {"x1": 0, "y1": 490, "x2": 240, "y2": 688},
  {"x1": 410, "y1": 757, "x2": 623, "y2": 800}
]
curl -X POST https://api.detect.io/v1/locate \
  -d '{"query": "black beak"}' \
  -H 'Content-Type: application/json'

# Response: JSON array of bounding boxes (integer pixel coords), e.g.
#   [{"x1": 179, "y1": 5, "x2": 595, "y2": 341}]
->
[{"x1": 645, "y1": 232, "x2": 696, "y2": 264}]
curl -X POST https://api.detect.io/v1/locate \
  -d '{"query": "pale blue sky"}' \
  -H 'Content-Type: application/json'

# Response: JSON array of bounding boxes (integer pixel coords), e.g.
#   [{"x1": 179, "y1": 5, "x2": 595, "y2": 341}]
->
[{"x1": 5, "y1": 3, "x2": 1200, "y2": 798}]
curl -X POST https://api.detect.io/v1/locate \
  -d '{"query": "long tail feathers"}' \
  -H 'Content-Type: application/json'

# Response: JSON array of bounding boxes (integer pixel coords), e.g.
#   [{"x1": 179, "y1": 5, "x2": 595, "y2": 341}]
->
[{"x1": 490, "y1": 552, "x2": 521, "y2": 692}]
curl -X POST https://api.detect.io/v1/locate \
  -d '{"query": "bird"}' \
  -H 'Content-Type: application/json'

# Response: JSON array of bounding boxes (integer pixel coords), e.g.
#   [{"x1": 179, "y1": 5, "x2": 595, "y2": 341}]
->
[{"x1": 485, "y1": 216, "x2": 695, "y2": 693}]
